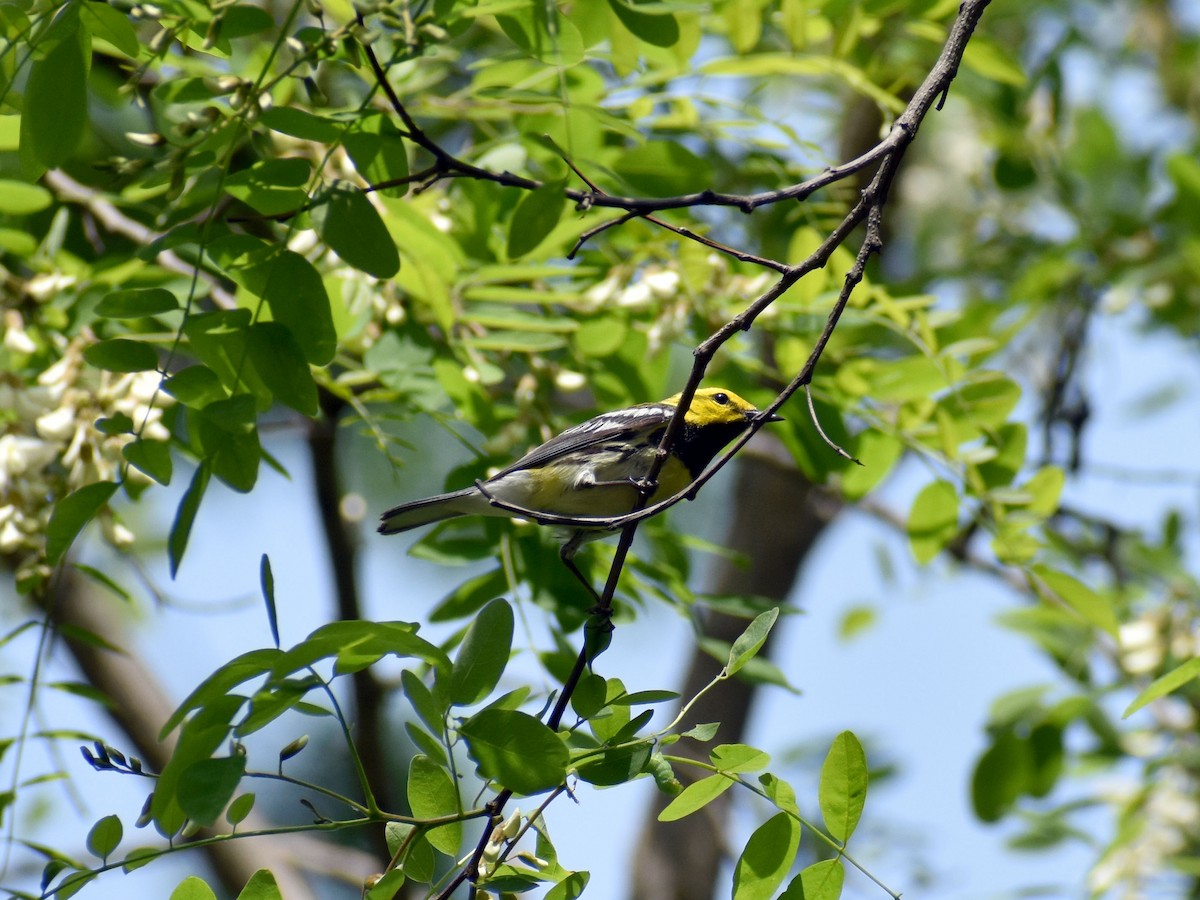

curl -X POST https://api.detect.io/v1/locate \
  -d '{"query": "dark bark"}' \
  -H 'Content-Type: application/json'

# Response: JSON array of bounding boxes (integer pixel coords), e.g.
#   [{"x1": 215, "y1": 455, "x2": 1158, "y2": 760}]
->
[{"x1": 309, "y1": 392, "x2": 395, "y2": 816}]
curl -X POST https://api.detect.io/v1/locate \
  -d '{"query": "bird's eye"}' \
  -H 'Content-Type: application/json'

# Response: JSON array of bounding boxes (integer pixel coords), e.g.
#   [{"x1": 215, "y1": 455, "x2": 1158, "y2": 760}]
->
[{"x1": 713, "y1": 392, "x2": 729, "y2": 405}]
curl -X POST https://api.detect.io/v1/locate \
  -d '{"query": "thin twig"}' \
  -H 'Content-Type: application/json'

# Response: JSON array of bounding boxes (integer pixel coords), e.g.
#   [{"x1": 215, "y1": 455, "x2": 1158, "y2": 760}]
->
[{"x1": 806, "y1": 384, "x2": 863, "y2": 465}]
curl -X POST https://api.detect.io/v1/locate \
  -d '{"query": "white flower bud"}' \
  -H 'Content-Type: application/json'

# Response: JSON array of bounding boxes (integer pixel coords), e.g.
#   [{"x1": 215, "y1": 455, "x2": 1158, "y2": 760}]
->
[
  {"x1": 583, "y1": 274, "x2": 622, "y2": 307},
  {"x1": 0, "y1": 518, "x2": 26, "y2": 553},
  {"x1": 35, "y1": 406, "x2": 77, "y2": 443},
  {"x1": 25, "y1": 273, "x2": 77, "y2": 301},
  {"x1": 3, "y1": 311, "x2": 36, "y2": 353},
  {"x1": 555, "y1": 370, "x2": 586, "y2": 392},
  {"x1": 617, "y1": 281, "x2": 653, "y2": 309},
  {"x1": 643, "y1": 268, "x2": 679, "y2": 298}
]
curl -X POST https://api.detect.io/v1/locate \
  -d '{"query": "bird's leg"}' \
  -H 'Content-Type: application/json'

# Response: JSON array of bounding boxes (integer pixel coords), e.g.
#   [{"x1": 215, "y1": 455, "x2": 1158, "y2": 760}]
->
[
  {"x1": 559, "y1": 539, "x2": 601, "y2": 606},
  {"x1": 560, "y1": 541, "x2": 615, "y2": 668}
]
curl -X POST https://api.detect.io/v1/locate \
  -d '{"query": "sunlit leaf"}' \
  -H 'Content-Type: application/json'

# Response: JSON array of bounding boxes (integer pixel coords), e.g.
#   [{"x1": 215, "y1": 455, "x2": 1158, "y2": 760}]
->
[{"x1": 818, "y1": 731, "x2": 867, "y2": 843}]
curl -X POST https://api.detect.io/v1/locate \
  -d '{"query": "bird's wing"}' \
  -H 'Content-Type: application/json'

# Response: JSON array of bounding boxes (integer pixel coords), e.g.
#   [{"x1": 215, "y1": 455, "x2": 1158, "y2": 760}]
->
[{"x1": 492, "y1": 403, "x2": 673, "y2": 477}]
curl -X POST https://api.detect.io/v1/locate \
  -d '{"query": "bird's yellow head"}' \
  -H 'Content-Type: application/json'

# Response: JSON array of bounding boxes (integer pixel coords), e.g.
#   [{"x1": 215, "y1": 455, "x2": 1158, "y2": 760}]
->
[{"x1": 665, "y1": 387, "x2": 780, "y2": 427}]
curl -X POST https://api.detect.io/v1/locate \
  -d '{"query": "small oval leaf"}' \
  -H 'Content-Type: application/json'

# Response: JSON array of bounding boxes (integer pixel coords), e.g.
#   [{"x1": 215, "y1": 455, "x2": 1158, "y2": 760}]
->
[
  {"x1": 47, "y1": 481, "x2": 119, "y2": 565},
  {"x1": 96, "y1": 288, "x2": 179, "y2": 318},
  {"x1": 727, "y1": 608, "x2": 779, "y2": 676},
  {"x1": 449, "y1": 598, "x2": 514, "y2": 707},
  {"x1": 818, "y1": 731, "x2": 867, "y2": 843},
  {"x1": 83, "y1": 339, "x2": 159, "y2": 373},
  {"x1": 86, "y1": 814, "x2": 123, "y2": 860},
  {"x1": 312, "y1": 186, "x2": 400, "y2": 278}
]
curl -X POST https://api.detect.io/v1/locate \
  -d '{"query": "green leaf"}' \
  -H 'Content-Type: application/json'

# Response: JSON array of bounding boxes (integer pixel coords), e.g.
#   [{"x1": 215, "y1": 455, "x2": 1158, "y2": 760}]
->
[
  {"x1": 682, "y1": 722, "x2": 719, "y2": 742},
  {"x1": 269, "y1": 620, "x2": 448, "y2": 678},
  {"x1": 711, "y1": 744, "x2": 770, "y2": 773},
  {"x1": 607, "y1": 0, "x2": 680, "y2": 47},
  {"x1": 225, "y1": 158, "x2": 311, "y2": 216},
  {"x1": 364, "y1": 869, "x2": 406, "y2": 900},
  {"x1": 611, "y1": 689, "x2": 679, "y2": 706},
  {"x1": 237, "y1": 681, "x2": 315, "y2": 736},
  {"x1": 259, "y1": 251, "x2": 337, "y2": 365},
  {"x1": 962, "y1": 34, "x2": 1027, "y2": 86},
  {"x1": 952, "y1": 372, "x2": 1022, "y2": 427},
  {"x1": 658, "y1": 773, "x2": 733, "y2": 822},
  {"x1": 153, "y1": 695, "x2": 245, "y2": 835},
  {"x1": 46, "y1": 481, "x2": 118, "y2": 566},
  {"x1": 1124, "y1": 656, "x2": 1200, "y2": 719},
  {"x1": 731, "y1": 812, "x2": 801, "y2": 900},
  {"x1": 182, "y1": 310, "x2": 270, "y2": 407},
  {"x1": 971, "y1": 729, "x2": 1027, "y2": 823},
  {"x1": 96, "y1": 288, "x2": 179, "y2": 319},
  {"x1": 83, "y1": 339, "x2": 159, "y2": 373},
  {"x1": 701, "y1": 54, "x2": 903, "y2": 113},
  {"x1": 976, "y1": 423, "x2": 1027, "y2": 489},
  {"x1": 840, "y1": 429, "x2": 903, "y2": 500},
  {"x1": 195, "y1": 396, "x2": 261, "y2": 493},
  {"x1": 20, "y1": 15, "x2": 89, "y2": 169},
  {"x1": 311, "y1": 186, "x2": 400, "y2": 278},
  {"x1": 226, "y1": 793, "x2": 255, "y2": 828},
  {"x1": 86, "y1": 815, "x2": 122, "y2": 861},
  {"x1": 575, "y1": 741, "x2": 653, "y2": 786},
  {"x1": 907, "y1": 479, "x2": 958, "y2": 564},
  {"x1": 818, "y1": 731, "x2": 867, "y2": 843},
  {"x1": 430, "y1": 568, "x2": 509, "y2": 622},
  {"x1": 163, "y1": 366, "x2": 226, "y2": 408},
  {"x1": 234, "y1": 869, "x2": 282, "y2": 900},
  {"x1": 407, "y1": 724, "x2": 447, "y2": 765},
  {"x1": 573, "y1": 317, "x2": 628, "y2": 357},
  {"x1": 1027, "y1": 723, "x2": 1063, "y2": 798},
  {"x1": 121, "y1": 847, "x2": 159, "y2": 873},
  {"x1": 407, "y1": 755, "x2": 463, "y2": 855},
  {"x1": 123, "y1": 439, "x2": 172, "y2": 486},
  {"x1": 459, "y1": 708, "x2": 568, "y2": 795},
  {"x1": 246, "y1": 322, "x2": 318, "y2": 416},
  {"x1": 1023, "y1": 466, "x2": 1064, "y2": 517},
  {"x1": 169, "y1": 461, "x2": 211, "y2": 577},
  {"x1": 344, "y1": 113, "x2": 409, "y2": 191},
  {"x1": 0, "y1": 180, "x2": 52, "y2": 214},
  {"x1": 449, "y1": 598, "x2": 514, "y2": 707},
  {"x1": 260, "y1": 554, "x2": 280, "y2": 649},
  {"x1": 178, "y1": 756, "x2": 247, "y2": 827},
  {"x1": 95, "y1": 413, "x2": 134, "y2": 436},
  {"x1": 260, "y1": 107, "x2": 341, "y2": 142},
  {"x1": 614, "y1": 141, "x2": 713, "y2": 196},
  {"x1": 161, "y1": 648, "x2": 281, "y2": 738},
  {"x1": 1032, "y1": 566, "x2": 1119, "y2": 638},
  {"x1": 81, "y1": 1, "x2": 140, "y2": 57},
  {"x1": 170, "y1": 876, "x2": 218, "y2": 900},
  {"x1": 497, "y1": 7, "x2": 584, "y2": 64},
  {"x1": 507, "y1": 182, "x2": 565, "y2": 259},
  {"x1": 402, "y1": 669, "x2": 449, "y2": 736},
  {"x1": 726, "y1": 608, "x2": 778, "y2": 676},
  {"x1": 780, "y1": 859, "x2": 845, "y2": 900},
  {"x1": 545, "y1": 872, "x2": 590, "y2": 900},
  {"x1": 759, "y1": 772, "x2": 800, "y2": 817}
]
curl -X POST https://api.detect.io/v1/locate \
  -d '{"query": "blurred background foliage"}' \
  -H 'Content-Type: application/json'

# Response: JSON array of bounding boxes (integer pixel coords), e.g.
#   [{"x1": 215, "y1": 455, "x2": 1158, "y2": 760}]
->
[{"x1": 1, "y1": 0, "x2": 1199, "y2": 897}]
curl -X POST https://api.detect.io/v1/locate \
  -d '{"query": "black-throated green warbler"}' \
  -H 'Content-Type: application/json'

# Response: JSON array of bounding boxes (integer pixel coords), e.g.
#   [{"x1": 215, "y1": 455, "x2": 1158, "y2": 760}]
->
[{"x1": 379, "y1": 388, "x2": 782, "y2": 561}]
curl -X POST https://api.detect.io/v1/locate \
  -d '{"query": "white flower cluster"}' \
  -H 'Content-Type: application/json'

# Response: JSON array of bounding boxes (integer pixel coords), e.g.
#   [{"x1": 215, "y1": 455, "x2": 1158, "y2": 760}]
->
[
  {"x1": 0, "y1": 326, "x2": 171, "y2": 589},
  {"x1": 581, "y1": 257, "x2": 772, "y2": 353},
  {"x1": 1090, "y1": 766, "x2": 1200, "y2": 897}
]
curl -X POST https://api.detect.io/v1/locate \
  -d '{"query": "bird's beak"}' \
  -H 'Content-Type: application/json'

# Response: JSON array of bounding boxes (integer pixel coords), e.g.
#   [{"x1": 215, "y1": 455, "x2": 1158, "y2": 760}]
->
[{"x1": 753, "y1": 410, "x2": 784, "y2": 423}]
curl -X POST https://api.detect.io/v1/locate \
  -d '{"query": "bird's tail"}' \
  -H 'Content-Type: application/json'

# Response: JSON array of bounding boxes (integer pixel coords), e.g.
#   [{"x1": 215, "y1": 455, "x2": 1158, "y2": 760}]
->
[{"x1": 378, "y1": 486, "x2": 487, "y2": 535}]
